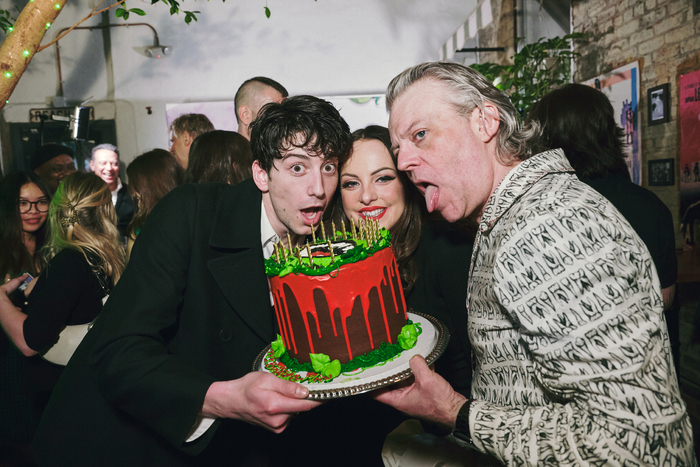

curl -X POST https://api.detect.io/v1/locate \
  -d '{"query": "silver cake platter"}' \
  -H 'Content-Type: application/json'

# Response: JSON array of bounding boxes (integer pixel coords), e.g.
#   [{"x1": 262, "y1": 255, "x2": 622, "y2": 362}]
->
[{"x1": 252, "y1": 311, "x2": 449, "y2": 400}]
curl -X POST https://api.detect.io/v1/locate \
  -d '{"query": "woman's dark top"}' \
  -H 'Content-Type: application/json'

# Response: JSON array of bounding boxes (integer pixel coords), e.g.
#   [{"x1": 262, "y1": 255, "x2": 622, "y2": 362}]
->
[
  {"x1": 580, "y1": 173, "x2": 677, "y2": 288},
  {"x1": 23, "y1": 248, "x2": 109, "y2": 396},
  {"x1": 406, "y1": 218, "x2": 475, "y2": 396}
]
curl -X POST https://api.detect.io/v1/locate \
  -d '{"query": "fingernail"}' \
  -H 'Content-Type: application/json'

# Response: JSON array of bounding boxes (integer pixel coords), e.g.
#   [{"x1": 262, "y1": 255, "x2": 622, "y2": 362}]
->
[{"x1": 296, "y1": 385, "x2": 309, "y2": 398}]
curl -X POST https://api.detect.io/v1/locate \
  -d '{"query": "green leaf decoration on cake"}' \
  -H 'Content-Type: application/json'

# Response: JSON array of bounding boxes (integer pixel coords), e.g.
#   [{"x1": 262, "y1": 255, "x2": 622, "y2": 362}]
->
[
  {"x1": 398, "y1": 323, "x2": 420, "y2": 350},
  {"x1": 309, "y1": 353, "x2": 341, "y2": 378},
  {"x1": 271, "y1": 334, "x2": 286, "y2": 359},
  {"x1": 264, "y1": 226, "x2": 392, "y2": 278}
]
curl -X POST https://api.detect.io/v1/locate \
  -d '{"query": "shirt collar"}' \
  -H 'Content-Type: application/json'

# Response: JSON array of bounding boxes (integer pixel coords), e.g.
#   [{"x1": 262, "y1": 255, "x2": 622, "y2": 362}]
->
[
  {"x1": 479, "y1": 149, "x2": 574, "y2": 232},
  {"x1": 260, "y1": 200, "x2": 279, "y2": 260},
  {"x1": 111, "y1": 180, "x2": 122, "y2": 206}
]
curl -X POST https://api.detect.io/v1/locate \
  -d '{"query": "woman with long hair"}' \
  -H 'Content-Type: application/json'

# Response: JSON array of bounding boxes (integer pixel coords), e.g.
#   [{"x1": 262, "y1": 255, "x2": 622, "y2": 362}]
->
[
  {"x1": 0, "y1": 172, "x2": 125, "y2": 419},
  {"x1": 335, "y1": 125, "x2": 474, "y2": 394},
  {"x1": 184, "y1": 130, "x2": 253, "y2": 185},
  {"x1": 0, "y1": 171, "x2": 51, "y2": 463},
  {"x1": 125, "y1": 149, "x2": 183, "y2": 258},
  {"x1": 334, "y1": 125, "x2": 476, "y2": 464},
  {"x1": 0, "y1": 172, "x2": 51, "y2": 281}
]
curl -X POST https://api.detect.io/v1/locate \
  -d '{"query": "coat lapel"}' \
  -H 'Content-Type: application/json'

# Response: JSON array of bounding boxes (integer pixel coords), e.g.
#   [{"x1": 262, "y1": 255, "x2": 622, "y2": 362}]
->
[{"x1": 206, "y1": 180, "x2": 275, "y2": 343}]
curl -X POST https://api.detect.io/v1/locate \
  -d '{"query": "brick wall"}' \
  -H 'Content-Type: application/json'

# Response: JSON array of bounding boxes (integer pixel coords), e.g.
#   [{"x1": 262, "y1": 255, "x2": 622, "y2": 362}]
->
[{"x1": 573, "y1": 0, "x2": 700, "y2": 247}]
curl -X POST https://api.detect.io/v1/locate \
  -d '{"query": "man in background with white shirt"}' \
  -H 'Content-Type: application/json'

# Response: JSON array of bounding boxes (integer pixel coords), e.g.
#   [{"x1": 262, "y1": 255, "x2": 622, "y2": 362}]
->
[{"x1": 89, "y1": 143, "x2": 133, "y2": 238}]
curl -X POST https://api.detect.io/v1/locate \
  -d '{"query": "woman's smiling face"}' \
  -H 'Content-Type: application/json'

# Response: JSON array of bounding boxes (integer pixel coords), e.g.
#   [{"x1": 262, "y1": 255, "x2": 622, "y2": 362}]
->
[
  {"x1": 340, "y1": 138, "x2": 406, "y2": 231},
  {"x1": 19, "y1": 183, "x2": 49, "y2": 235}
]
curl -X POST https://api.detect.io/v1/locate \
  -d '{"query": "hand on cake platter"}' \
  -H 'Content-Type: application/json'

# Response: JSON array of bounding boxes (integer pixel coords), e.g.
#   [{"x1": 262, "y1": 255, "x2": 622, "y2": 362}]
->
[
  {"x1": 372, "y1": 355, "x2": 467, "y2": 430},
  {"x1": 201, "y1": 371, "x2": 322, "y2": 433}
]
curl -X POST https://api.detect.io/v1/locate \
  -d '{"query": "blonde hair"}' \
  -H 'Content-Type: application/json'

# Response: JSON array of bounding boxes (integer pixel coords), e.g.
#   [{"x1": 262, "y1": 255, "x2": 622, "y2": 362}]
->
[{"x1": 41, "y1": 172, "x2": 125, "y2": 283}]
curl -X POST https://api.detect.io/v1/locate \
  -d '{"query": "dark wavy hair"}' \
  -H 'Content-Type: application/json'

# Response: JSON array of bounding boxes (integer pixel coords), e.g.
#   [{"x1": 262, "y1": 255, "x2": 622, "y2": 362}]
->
[
  {"x1": 126, "y1": 149, "x2": 183, "y2": 237},
  {"x1": 0, "y1": 172, "x2": 51, "y2": 277},
  {"x1": 184, "y1": 130, "x2": 253, "y2": 185},
  {"x1": 528, "y1": 83, "x2": 629, "y2": 178},
  {"x1": 249, "y1": 95, "x2": 351, "y2": 174},
  {"x1": 331, "y1": 125, "x2": 424, "y2": 291}
]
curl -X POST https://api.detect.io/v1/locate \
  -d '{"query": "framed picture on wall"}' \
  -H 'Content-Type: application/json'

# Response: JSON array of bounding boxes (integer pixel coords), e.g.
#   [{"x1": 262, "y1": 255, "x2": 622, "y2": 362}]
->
[
  {"x1": 648, "y1": 158, "x2": 675, "y2": 186},
  {"x1": 648, "y1": 84, "x2": 670, "y2": 126}
]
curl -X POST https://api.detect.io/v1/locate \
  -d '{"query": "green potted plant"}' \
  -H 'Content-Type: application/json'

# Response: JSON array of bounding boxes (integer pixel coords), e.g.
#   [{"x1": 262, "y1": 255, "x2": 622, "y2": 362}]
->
[{"x1": 470, "y1": 32, "x2": 587, "y2": 116}]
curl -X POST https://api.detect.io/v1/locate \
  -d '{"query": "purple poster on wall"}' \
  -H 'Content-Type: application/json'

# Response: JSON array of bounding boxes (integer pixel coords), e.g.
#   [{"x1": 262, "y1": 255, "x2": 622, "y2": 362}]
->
[{"x1": 582, "y1": 61, "x2": 641, "y2": 185}]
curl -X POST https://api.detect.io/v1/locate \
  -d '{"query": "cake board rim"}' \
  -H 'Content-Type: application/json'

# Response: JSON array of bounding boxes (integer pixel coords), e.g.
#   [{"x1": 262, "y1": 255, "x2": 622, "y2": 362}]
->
[{"x1": 252, "y1": 310, "x2": 450, "y2": 400}]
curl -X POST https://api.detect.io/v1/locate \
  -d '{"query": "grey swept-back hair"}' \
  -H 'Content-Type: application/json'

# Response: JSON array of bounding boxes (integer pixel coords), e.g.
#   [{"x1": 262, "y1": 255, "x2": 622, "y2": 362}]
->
[{"x1": 386, "y1": 61, "x2": 542, "y2": 164}]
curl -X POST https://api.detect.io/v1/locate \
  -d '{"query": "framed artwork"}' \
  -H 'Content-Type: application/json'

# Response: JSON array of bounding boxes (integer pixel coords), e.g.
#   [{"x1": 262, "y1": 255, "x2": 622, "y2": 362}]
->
[
  {"x1": 648, "y1": 158, "x2": 675, "y2": 186},
  {"x1": 648, "y1": 84, "x2": 670, "y2": 126},
  {"x1": 582, "y1": 61, "x2": 641, "y2": 184}
]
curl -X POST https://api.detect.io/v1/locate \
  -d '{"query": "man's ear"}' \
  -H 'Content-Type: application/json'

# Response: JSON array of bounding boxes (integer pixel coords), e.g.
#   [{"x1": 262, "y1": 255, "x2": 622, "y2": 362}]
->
[
  {"x1": 238, "y1": 105, "x2": 253, "y2": 126},
  {"x1": 89, "y1": 159, "x2": 95, "y2": 172},
  {"x1": 252, "y1": 160, "x2": 269, "y2": 193},
  {"x1": 472, "y1": 103, "x2": 500, "y2": 142},
  {"x1": 182, "y1": 131, "x2": 193, "y2": 147}
]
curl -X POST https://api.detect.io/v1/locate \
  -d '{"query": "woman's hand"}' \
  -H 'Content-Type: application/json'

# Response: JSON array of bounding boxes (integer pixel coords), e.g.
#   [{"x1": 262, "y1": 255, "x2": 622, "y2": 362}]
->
[{"x1": 1, "y1": 273, "x2": 28, "y2": 298}]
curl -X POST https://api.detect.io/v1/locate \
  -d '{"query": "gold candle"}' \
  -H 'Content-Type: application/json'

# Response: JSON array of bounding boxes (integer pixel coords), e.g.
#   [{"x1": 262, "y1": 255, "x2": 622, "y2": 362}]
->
[
  {"x1": 286, "y1": 232, "x2": 293, "y2": 253},
  {"x1": 331, "y1": 221, "x2": 336, "y2": 241},
  {"x1": 327, "y1": 239, "x2": 335, "y2": 262},
  {"x1": 274, "y1": 243, "x2": 281, "y2": 263},
  {"x1": 341, "y1": 220, "x2": 347, "y2": 240},
  {"x1": 311, "y1": 223, "x2": 316, "y2": 243},
  {"x1": 321, "y1": 222, "x2": 326, "y2": 241},
  {"x1": 306, "y1": 243, "x2": 313, "y2": 266},
  {"x1": 279, "y1": 240, "x2": 288, "y2": 261},
  {"x1": 351, "y1": 218, "x2": 356, "y2": 238}
]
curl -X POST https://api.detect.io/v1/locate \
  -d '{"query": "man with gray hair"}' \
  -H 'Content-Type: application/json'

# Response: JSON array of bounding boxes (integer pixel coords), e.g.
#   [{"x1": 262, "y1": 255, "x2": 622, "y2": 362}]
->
[
  {"x1": 169, "y1": 113, "x2": 214, "y2": 168},
  {"x1": 90, "y1": 143, "x2": 133, "y2": 238},
  {"x1": 374, "y1": 62, "x2": 695, "y2": 465},
  {"x1": 234, "y1": 76, "x2": 288, "y2": 140}
]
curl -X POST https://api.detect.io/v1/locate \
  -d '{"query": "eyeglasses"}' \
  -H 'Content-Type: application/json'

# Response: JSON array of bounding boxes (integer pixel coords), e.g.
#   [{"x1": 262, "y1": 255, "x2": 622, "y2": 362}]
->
[{"x1": 18, "y1": 199, "x2": 50, "y2": 213}]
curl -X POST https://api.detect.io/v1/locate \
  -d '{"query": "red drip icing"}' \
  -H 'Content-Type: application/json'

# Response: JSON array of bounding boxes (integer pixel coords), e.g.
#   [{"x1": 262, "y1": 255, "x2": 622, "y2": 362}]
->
[{"x1": 269, "y1": 247, "x2": 405, "y2": 364}]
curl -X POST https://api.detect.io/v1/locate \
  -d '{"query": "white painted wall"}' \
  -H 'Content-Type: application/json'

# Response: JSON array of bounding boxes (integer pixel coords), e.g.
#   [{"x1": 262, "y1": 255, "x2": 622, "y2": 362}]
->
[{"x1": 2, "y1": 0, "x2": 475, "y2": 165}]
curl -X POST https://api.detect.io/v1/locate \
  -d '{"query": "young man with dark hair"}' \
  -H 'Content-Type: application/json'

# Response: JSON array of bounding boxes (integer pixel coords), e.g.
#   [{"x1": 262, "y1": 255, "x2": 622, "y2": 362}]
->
[{"x1": 33, "y1": 96, "x2": 357, "y2": 466}]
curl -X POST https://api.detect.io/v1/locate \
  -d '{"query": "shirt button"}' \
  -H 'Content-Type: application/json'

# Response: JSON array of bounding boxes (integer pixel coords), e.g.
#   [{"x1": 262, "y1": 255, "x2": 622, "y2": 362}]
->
[{"x1": 219, "y1": 329, "x2": 233, "y2": 342}]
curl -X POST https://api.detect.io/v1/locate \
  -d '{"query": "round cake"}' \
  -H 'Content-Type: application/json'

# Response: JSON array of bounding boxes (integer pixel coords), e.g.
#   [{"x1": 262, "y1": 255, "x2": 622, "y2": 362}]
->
[{"x1": 264, "y1": 220, "x2": 420, "y2": 382}]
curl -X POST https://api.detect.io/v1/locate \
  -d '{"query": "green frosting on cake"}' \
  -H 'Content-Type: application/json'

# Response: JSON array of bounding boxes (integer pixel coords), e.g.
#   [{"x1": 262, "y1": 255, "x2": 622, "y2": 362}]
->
[
  {"x1": 268, "y1": 321, "x2": 422, "y2": 382},
  {"x1": 265, "y1": 227, "x2": 392, "y2": 278}
]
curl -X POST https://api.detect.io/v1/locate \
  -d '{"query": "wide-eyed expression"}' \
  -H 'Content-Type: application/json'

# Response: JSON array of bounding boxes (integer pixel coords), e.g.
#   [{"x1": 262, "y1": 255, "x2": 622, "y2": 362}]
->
[
  {"x1": 340, "y1": 138, "x2": 405, "y2": 231},
  {"x1": 254, "y1": 147, "x2": 338, "y2": 246}
]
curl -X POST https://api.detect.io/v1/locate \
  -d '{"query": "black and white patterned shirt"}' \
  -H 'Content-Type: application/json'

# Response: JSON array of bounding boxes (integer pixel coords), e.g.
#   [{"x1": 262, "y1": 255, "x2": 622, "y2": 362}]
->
[{"x1": 466, "y1": 149, "x2": 696, "y2": 465}]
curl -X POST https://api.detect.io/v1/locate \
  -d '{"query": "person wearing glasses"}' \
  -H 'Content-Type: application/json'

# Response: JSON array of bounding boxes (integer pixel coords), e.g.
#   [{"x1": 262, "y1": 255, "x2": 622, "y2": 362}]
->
[
  {"x1": 0, "y1": 172, "x2": 125, "y2": 427},
  {"x1": 0, "y1": 171, "x2": 52, "y2": 464}
]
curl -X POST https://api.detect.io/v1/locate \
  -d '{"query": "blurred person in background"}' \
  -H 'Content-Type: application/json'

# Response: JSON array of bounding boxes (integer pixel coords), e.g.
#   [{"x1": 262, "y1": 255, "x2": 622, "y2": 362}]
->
[
  {"x1": 0, "y1": 171, "x2": 51, "y2": 465},
  {"x1": 125, "y1": 149, "x2": 183, "y2": 259},
  {"x1": 184, "y1": 130, "x2": 253, "y2": 185},
  {"x1": 89, "y1": 143, "x2": 134, "y2": 239},
  {"x1": 31, "y1": 143, "x2": 76, "y2": 194},
  {"x1": 168, "y1": 114, "x2": 215, "y2": 168},
  {"x1": 0, "y1": 172, "x2": 125, "y2": 424},
  {"x1": 234, "y1": 76, "x2": 288, "y2": 140}
]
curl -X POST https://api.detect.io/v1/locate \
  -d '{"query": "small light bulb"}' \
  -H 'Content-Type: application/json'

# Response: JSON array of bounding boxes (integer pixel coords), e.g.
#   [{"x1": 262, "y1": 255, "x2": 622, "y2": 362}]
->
[
  {"x1": 5, "y1": 71, "x2": 13, "y2": 78},
  {"x1": 22, "y1": 50, "x2": 30, "y2": 57},
  {"x1": 8, "y1": 26, "x2": 13, "y2": 32},
  {"x1": 45, "y1": 22, "x2": 51, "y2": 29},
  {"x1": 55, "y1": 3, "x2": 61, "y2": 8}
]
